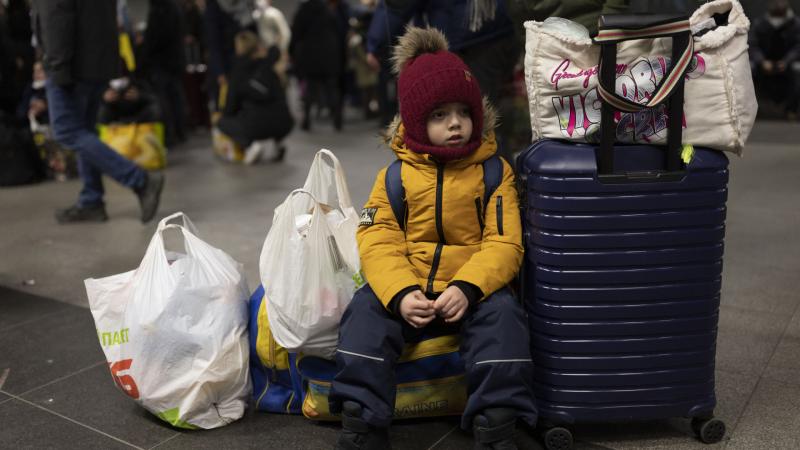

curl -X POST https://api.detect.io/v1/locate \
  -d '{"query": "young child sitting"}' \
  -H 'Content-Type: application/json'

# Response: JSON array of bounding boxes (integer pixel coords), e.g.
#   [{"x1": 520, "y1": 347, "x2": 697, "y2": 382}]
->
[{"x1": 329, "y1": 27, "x2": 537, "y2": 450}]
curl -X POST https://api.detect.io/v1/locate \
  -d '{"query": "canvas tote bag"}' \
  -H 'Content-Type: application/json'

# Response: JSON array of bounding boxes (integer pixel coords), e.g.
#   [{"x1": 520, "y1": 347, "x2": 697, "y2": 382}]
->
[{"x1": 524, "y1": 0, "x2": 756, "y2": 155}]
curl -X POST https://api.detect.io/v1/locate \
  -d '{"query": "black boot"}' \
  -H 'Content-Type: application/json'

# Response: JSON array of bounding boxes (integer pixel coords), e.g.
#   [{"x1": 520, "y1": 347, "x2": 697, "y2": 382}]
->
[
  {"x1": 55, "y1": 203, "x2": 108, "y2": 224},
  {"x1": 334, "y1": 401, "x2": 390, "y2": 450},
  {"x1": 135, "y1": 171, "x2": 164, "y2": 223},
  {"x1": 473, "y1": 408, "x2": 518, "y2": 450}
]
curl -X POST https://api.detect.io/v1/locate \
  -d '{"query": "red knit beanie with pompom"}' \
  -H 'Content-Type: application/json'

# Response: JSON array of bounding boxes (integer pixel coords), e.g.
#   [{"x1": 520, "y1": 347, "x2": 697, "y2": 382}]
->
[{"x1": 393, "y1": 27, "x2": 483, "y2": 161}]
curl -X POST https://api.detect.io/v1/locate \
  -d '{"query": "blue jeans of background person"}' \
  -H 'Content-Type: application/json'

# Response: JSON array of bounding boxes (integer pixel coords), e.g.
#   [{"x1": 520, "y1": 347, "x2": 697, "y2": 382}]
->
[{"x1": 45, "y1": 79, "x2": 146, "y2": 207}]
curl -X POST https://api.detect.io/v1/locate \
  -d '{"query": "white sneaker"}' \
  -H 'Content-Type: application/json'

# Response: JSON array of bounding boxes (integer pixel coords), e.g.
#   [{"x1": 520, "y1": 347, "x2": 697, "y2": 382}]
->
[{"x1": 244, "y1": 141, "x2": 265, "y2": 165}]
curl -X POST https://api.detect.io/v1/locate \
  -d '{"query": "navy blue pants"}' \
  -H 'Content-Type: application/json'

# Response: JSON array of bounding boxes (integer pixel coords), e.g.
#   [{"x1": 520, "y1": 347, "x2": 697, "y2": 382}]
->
[{"x1": 329, "y1": 284, "x2": 537, "y2": 430}]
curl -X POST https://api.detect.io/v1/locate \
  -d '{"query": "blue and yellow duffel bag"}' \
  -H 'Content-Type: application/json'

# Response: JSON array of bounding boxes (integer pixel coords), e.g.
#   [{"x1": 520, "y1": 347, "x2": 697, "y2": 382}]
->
[{"x1": 248, "y1": 285, "x2": 467, "y2": 420}]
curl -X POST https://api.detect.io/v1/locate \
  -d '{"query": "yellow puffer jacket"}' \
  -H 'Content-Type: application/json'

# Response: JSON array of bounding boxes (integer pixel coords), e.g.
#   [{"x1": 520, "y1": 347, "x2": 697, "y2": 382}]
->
[{"x1": 357, "y1": 103, "x2": 523, "y2": 309}]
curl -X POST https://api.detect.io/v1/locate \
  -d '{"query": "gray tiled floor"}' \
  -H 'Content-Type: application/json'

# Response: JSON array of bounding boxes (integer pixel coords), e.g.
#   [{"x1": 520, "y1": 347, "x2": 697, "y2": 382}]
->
[
  {"x1": 762, "y1": 313, "x2": 800, "y2": 387},
  {"x1": 0, "y1": 397, "x2": 135, "y2": 449},
  {"x1": 714, "y1": 306, "x2": 790, "y2": 378},
  {"x1": 1, "y1": 115, "x2": 800, "y2": 449},
  {"x1": 726, "y1": 379, "x2": 800, "y2": 450},
  {"x1": 20, "y1": 363, "x2": 180, "y2": 449},
  {"x1": 0, "y1": 308, "x2": 106, "y2": 395}
]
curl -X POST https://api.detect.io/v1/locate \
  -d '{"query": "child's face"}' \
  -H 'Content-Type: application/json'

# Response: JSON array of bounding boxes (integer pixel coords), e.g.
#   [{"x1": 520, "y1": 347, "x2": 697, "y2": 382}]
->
[{"x1": 426, "y1": 102, "x2": 472, "y2": 148}]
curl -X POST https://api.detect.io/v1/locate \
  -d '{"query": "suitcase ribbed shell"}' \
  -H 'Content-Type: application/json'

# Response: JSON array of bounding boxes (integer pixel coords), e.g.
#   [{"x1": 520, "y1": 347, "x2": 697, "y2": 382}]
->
[{"x1": 517, "y1": 140, "x2": 728, "y2": 424}]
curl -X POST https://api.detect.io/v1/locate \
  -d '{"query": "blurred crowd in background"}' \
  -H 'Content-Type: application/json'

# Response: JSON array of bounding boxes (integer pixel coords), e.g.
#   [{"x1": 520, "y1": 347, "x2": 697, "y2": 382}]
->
[{"x1": 0, "y1": 0, "x2": 798, "y2": 187}]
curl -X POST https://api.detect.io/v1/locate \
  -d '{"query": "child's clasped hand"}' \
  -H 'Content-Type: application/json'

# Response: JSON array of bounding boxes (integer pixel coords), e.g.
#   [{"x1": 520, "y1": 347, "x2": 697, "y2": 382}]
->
[
  {"x1": 399, "y1": 290, "x2": 435, "y2": 328},
  {"x1": 434, "y1": 286, "x2": 468, "y2": 323},
  {"x1": 400, "y1": 286, "x2": 468, "y2": 327}
]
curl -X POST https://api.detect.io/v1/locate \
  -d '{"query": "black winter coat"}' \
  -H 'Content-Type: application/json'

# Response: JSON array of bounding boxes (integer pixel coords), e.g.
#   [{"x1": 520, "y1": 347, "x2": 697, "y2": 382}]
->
[
  {"x1": 31, "y1": 0, "x2": 120, "y2": 86},
  {"x1": 290, "y1": 0, "x2": 343, "y2": 78},
  {"x1": 203, "y1": 0, "x2": 247, "y2": 79},
  {"x1": 749, "y1": 15, "x2": 800, "y2": 66},
  {"x1": 223, "y1": 52, "x2": 294, "y2": 140},
  {"x1": 141, "y1": 0, "x2": 186, "y2": 76}
]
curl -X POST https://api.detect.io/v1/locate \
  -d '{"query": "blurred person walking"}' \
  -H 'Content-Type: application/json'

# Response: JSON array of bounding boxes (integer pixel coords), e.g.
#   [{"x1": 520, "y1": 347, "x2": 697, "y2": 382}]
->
[
  {"x1": 368, "y1": 0, "x2": 519, "y2": 108},
  {"x1": 5, "y1": 0, "x2": 35, "y2": 108},
  {"x1": 348, "y1": 6, "x2": 380, "y2": 120},
  {"x1": 507, "y1": 0, "x2": 629, "y2": 38},
  {"x1": 365, "y1": 0, "x2": 521, "y2": 153},
  {"x1": 182, "y1": 0, "x2": 206, "y2": 63},
  {"x1": 749, "y1": 0, "x2": 800, "y2": 119},
  {"x1": 31, "y1": 0, "x2": 164, "y2": 224},
  {"x1": 204, "y1": 0, "x2": 255, "y2": 111},
  {"x1": 140, "y1": 0, "x2": 188, "y2": 146},
  {"x1": 0, "y1": 2, "x2": 19, "y2": 114},
  {"x1": 181, "y1": 0, "x2": 211, "y2": 129},
  {"x1": 290, "y1": 0, "x2": 346, "y2": 132},
  {"x1": 253, "y1": 0, "x2": 291, "y2": 80}
]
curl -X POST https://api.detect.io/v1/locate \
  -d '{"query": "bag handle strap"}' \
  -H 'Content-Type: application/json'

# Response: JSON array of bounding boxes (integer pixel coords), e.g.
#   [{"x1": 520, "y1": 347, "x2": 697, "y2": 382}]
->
[
  {"x1": 594, "y1": 17, "x2": 694, "y2": 113},
  {"x1": 157, "y1": 211, "x2": 199, "y2": 236},
  {"x1": 302, "y1": 149, "x2": 354, "y2": 212},
  {"x1": 288, "y1": 188, "x2": 318, "y2": 202},
  {"x1": 285, "y1": 188, "x2": 325, "y2": 220},
  {"x1": 316, "y1": 148, "x2": 354, "y2": 210},
  {"x1": 139, "y1": 214, "x2": 201, "y2": 279},
  {"x1": 597, "y1": 15, "x2": 690, "y2": 177}
]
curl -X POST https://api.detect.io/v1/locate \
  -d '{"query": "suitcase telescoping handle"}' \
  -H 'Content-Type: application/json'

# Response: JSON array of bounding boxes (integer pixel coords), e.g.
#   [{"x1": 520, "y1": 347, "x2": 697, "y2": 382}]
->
[{"x1": 595, "y1": 14, "x2": 693, "y2": 182}]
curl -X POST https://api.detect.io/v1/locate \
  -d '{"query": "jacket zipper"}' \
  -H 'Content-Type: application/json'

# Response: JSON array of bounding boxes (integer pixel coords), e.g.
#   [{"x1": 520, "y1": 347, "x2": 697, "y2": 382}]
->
[
  {"x1": 427, "y1": 244, "x2": 443, "y2": 294},
  {"x1": 427, "y1": 163, "x2": 446, "y2": 294},
  {"x1": 474, "y1": 197, "x2": 484, "y2": 230},
  {"x1": 434, "y1": 163, "x2": 446, "y2": 244},
  {"x1": 496, "y1": 195, "x2": 504, "y2": 236}
]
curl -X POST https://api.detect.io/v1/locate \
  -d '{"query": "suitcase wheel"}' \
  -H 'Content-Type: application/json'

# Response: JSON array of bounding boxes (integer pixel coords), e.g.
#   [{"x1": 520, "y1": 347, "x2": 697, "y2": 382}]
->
[
  {"x1": 542, "y1": 426, "x2": 573, "y2": 450},
  {"x1": 692, "y1": 417, "x2": 726, "y2": 444}
]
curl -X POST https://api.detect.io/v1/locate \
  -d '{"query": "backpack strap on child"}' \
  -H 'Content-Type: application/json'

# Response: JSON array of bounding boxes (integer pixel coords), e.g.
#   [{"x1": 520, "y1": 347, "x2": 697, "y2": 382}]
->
[
  {"x1": 384, "y1": 155, "x2": 503, "y2": 232},
  {"x1": 384, "y1": 159, "x2": 406, "y2": 231},
  {"x1": 481, "y1": 154, "x2": 502, "y2": 210}
]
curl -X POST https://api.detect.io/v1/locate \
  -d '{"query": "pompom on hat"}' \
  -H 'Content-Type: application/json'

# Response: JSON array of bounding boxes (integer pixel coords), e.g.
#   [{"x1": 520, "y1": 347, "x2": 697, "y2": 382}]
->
[{"x1": 392, "y1": 27, "x2": 483, "y2": 161}]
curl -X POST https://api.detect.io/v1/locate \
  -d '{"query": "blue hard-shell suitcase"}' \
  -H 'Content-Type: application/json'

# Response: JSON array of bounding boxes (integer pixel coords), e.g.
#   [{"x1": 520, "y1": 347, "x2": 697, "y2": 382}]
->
[{"x1": 517, "y1": 13, "x2": 729, "y2": 450}]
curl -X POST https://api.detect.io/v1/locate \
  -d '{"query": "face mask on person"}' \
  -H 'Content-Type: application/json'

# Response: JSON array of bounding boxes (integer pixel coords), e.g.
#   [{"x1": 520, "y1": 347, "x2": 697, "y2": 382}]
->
[{"x1": 767, "y1": 7, "x2": 794, "y2": 28}]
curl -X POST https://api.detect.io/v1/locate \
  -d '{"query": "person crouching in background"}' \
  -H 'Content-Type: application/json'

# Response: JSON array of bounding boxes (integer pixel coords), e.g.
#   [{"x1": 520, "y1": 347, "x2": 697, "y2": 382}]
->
[{"x1": 217, "y1": 31, "x2": 294, "y2": 165}]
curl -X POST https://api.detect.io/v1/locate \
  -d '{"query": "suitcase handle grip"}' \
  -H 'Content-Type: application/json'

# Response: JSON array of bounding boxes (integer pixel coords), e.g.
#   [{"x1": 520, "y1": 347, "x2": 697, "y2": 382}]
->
[
  {"x1": 598, "y1": 170, "x2": 686, "y2": 184},
  {"x1": 597, "y1": 14, "x2": 689, "y2": 178}
]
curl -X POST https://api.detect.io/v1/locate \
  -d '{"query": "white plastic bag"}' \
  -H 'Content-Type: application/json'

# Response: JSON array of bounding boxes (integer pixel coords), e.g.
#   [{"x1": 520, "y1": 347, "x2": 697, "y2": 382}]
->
[
  {"x1": 259, "y1": 149, "x2": 363, "y2": 358},
  {"x1": 85, "y1": 212, "x2": 251, "y2": 429}
]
